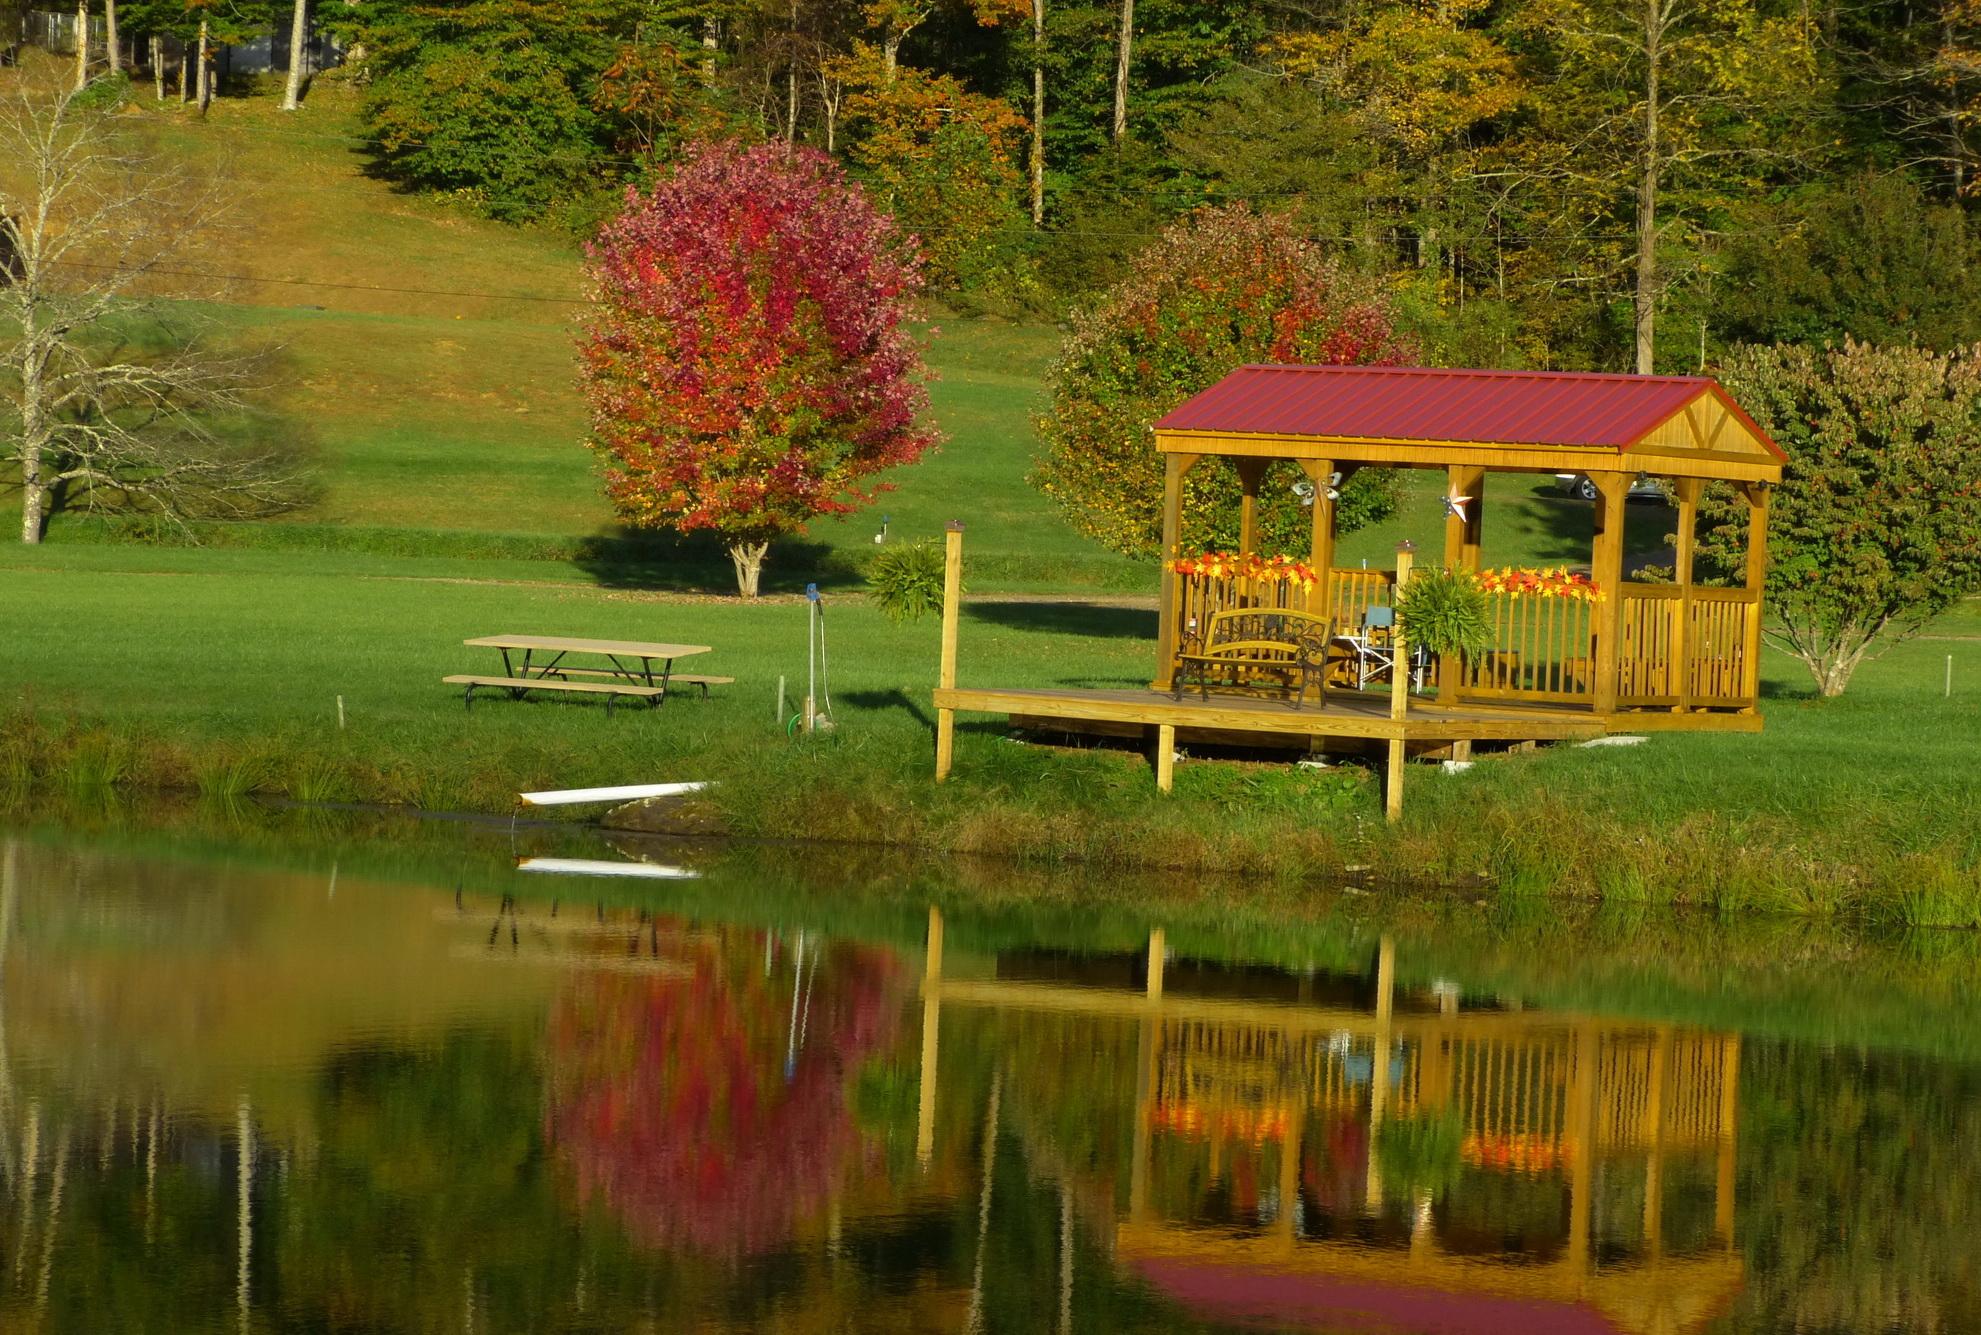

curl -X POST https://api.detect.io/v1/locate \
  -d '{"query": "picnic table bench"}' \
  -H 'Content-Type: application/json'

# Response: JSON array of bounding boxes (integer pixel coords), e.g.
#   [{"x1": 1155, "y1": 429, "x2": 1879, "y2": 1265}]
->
[
  {"x1": 1173, "y1": 608, "x2": 1336, "y2": 708},
  {"x1": 444, "y1": 634, "x2": 733, "y2": 716}
]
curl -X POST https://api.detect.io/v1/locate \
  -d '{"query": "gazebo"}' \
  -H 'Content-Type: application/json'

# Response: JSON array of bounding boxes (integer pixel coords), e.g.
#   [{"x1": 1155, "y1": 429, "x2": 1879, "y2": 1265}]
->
[{"x1": 932, "y1": 365, "x2": 1786, "y2": 814}]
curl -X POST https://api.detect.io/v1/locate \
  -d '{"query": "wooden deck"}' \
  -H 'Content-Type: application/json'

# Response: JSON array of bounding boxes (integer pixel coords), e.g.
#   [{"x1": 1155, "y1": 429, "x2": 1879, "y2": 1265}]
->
[
  {"x1": 935, "y1": 682, "x2": 1769, "y2": 744},
  {"x1": 933, "y1": 682, "x2": 1760, "y2": 814}
]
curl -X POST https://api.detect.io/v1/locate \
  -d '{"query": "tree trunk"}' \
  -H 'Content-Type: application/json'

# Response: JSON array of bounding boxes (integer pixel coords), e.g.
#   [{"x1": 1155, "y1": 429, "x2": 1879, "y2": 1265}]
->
[
  {"x1": 728, "y1": 541, "x2": 770, "y2": 598},
  {"x1": 73, "y1": 0, "x2": 86, "y2": 89},
  {"x1": 281, "y1": 0, "x2": 308, "y2": 111},
  {"x1": 179, "y1": 39, "x2": 190, "y2": 102},
  {"x1": 152, "y1": 34, "x2": 163, "y2": 100},
  {"x1": 1634, "y1": 0, "x2": 1661, "y2": 374},
  {"x1": 1111, "y1": 0, "x2": 1132, "y2": 141},
  {"x1": 701, "y1": 15, "x2": 717, "y2": 87},
  {"x1": 784, "y1": 0, "x2": 798, "y2": 144},
  {"x1": 103, "y1": 0, "x2": 117, "y2": 72},
  {"x1": 18, "y1": 350, "x2": 45, "y2": 544},
  {"x1": 882, "y1": 33, "x2": 900, "y2": 81},
  {"x1": 196, "y1": 18, "x2": 209, "y2": 113},
  {"x1": 1030, "y1": 0, "x2": 1045, "y2": 224}
]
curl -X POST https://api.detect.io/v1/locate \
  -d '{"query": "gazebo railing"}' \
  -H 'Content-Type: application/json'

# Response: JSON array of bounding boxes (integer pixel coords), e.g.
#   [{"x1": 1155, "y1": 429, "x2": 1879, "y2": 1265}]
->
[
  {"x1": 1455, "y1": 590, "x2": 1598, "y2": 703},
  {"x1": 1172, "y1": 567, "x2": 1396, "y2": 650},
  {"x1": 1169, "y1": 568, "x2": 1758, "y2": 711},
  {"x1": 1616, "y1": 584, "x2": 1756, "y2": 707}
]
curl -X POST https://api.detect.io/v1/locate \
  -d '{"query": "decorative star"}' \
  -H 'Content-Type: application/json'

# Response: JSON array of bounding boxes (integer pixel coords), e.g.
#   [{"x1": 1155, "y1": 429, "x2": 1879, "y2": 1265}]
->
[{"x1": 1443, "y1": 493, "x2": 1473, "y2": 522}]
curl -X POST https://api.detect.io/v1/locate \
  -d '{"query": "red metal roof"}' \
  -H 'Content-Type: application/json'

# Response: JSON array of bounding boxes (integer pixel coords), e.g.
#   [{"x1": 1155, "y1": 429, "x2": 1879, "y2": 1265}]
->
[{"x1": 1153, "y1": 365, "x2": 1781, "y2": 458}]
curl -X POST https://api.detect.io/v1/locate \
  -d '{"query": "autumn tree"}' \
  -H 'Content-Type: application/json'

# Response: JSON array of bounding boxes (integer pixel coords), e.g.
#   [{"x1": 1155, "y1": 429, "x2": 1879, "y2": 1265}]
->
[
  {"x1": 1704, "y1": 340, "x2": 1981, "y2": 696},
  {"x1": 578, "y1": 140, "x2": 937, "y2": 597},
  {"x1": 0, "y1": 81, "x2": 304, "y2": 544},
  {"x1": 1031, "y1": 205, "x2": 1415, "y2": 559}
]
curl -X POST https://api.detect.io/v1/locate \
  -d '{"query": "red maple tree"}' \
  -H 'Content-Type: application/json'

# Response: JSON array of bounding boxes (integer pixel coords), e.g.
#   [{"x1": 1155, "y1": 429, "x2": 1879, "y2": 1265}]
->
[{"x1": 579, "y1": 140, "x2": 939, "y2": 596}]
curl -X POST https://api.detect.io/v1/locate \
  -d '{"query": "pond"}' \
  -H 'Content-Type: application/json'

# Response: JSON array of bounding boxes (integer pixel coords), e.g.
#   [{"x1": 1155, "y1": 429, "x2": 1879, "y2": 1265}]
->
[{"x1": 0, "y1": 821, "x2": 1976, "y2": 1333}]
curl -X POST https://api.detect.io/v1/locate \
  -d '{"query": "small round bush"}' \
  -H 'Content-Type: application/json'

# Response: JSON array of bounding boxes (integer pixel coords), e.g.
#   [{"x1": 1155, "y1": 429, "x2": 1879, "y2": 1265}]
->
[{"x1": 865, "y1": 540, "x2": 953, "y2": 623}]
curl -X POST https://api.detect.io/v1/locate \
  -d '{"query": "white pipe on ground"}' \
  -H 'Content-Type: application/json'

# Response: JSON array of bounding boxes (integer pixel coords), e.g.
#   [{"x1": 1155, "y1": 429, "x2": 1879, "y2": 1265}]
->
[{"x1": 517, "y1": 781, "x2": 708, "y2": 806}]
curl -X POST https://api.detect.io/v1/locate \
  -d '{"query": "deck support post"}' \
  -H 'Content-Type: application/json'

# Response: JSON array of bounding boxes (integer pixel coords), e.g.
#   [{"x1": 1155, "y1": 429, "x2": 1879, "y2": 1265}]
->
[
  {"x1": 1740, "y1": 483, "x2": 1770, "y2": 707},
  {"x1": 1384, "y1": 737, "x2": 1406, "y2": 822},
  {"x1": 1153, "y1": 724, "x2": 1176, "y2": 793},
  {"x1": 1672, "y1": 478, "x2": 1704, "y2": 710},
  {"x1": 1589, "y1": 472, "x2": 1629, "y2": 714},
  {"x1": 935, "y1": 522, "x2": 965, "y2": 782},
  {"x1": 1441, "y1": 464, "x2": 1485, "y2": 704},
  {"x1": 1390, "y1": 541, "x2": 1415, "y2": 722},
  {"x1": 1154, "y1": 453, "x2": 1201, "y2": 691}
]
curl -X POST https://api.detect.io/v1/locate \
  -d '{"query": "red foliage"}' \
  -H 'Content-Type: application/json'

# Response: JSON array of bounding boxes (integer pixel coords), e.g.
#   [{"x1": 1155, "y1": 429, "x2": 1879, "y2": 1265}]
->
[
  {"x1": 544, "y1": 932, "x2": 905, "y2": 1260},
  {"x1": 578, "y1": 141, "x2": 939, "y2": 553}
]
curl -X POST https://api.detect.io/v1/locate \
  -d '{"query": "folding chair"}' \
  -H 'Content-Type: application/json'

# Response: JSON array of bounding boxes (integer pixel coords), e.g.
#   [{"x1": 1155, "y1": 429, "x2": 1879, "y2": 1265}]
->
[{"x1": 1334, "y1": 605, "x2": 1398, "y2": 689}]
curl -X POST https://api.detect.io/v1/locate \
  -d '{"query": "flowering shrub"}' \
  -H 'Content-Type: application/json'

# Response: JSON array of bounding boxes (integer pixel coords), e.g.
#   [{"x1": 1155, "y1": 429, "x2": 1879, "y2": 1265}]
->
[
  {"x1": 1476, "y1": 567, "x2": 1604, "y2": 601},
  {"x1": 1165, "y1": 550, "x2": 1321, "y2": 589}
]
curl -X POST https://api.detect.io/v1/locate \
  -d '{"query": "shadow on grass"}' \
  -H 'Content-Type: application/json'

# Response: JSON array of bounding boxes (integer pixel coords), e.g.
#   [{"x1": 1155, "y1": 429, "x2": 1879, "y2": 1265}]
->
[
  {"x1": 1502, "y1": 481, "x2": 1673, "y2": 568},
  {"x1": 840, "y1": 689, "x2": 935, "y2": 731},
  {"x1": 574, "y1": 528, "x2": 867, "y2": 594},
  {"x1": 965, "y1": 600, "x2": 1157, "y2": 640}
]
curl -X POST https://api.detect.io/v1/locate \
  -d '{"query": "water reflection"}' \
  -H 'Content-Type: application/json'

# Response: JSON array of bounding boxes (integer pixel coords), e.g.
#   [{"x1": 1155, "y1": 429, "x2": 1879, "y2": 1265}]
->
[
  {"x1": 918, "y1": 915, "x2": 1741, "y2": 1334},
  {"x1": 0, "y1": 835, "x2": 1974, "y2": 1332}
]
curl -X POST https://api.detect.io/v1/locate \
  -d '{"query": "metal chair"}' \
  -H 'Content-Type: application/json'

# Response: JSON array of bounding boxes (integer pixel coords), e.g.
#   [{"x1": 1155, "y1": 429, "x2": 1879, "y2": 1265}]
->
[{"x1": 1334, "y1": 605, "x2": 1398, "y2": 689}]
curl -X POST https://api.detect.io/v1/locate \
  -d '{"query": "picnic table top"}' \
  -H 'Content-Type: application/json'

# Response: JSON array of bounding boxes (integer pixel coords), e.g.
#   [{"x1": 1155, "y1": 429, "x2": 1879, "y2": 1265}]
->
[{"x1": 465, "y1": 634, "x2": 713, "y2": 659}]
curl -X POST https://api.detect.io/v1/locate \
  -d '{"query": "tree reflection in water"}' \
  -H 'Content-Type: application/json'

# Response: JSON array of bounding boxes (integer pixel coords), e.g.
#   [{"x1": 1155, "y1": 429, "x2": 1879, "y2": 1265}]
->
[{"x1": 544, "y1": 929, "x2": 905, "y2": 1259}]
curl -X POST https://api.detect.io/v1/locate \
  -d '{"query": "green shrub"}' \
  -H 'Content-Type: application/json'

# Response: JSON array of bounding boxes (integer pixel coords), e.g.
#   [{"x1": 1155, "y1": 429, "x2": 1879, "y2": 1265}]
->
[
  {"x1": 1395, "y1": 566, "x2": 1491, "y2": 660},
  {"x1": 865, "y1": 540, "x2": 953, "y2": 623}
]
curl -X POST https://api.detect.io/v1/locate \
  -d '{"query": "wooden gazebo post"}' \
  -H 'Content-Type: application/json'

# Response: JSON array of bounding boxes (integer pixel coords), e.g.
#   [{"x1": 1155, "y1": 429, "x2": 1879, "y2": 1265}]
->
[
  {"x1": 1154, "y1": 454, "x2": 1200, "y2": 691},
  {"x1": 1300, "y1": 460, "x2": 1338, "y2": 628},
  {"x1": 1589, "y1": 472, "x2": 1630, "y2": 714},
  {"x1": 1439, "y1": 463, "x2": 1485, "y2": 705},
  {"x1": 1740, "y1": 484, "x2": 1770, "y2": 706},
  {"x1": 1671, "y1": 478, "x2": 1704, "y2": 709}
]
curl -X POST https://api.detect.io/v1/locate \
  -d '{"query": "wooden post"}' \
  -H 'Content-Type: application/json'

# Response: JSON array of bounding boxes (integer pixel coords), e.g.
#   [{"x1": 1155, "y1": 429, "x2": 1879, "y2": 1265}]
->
[
  {"x1": 916, "y1": 906, "x2": 944, "y2": 1168},
  {"x1": 1145, "y1": 926, "x2": 1165, "y2": 1001},
  {"x1": 935, "y1": 522, "x2": 964, "y2": 782},
  {"x1": 1672, "y1": 478, "x2": 1704, "y2": 710},
  {"x1": 1740, "y1": 483, "x2": 1770, "y2": 707},
  {"x1": 1566, "y1": 1023, "x2": 1600, "y2": 1275},
  {"x1": 1589, "y1": 472, "x2": 1629, "y2": 714},
  {"x1": 1365, "y1": 935, "x2": 1395, "y2": 1211},
  {"x1": 1643, "y1": 1027, "x2": 1669, "y2": 1259},
  {"x1": 1714, "y1": 1034, "x2": 1740, "y2": 1246},
  {"x1": 1442, "y1": 464, "x2": 1485, "y2": 573},
  {"x1": 1154, "y1": 453, "x2": 1199, "y2": 691},
  {"x1": 1385, "y1": 542, "x2": 1415, "y2": 824},
  {"x1": 1153, "y1": 724, "x2": 1176, "y2": 793},
  {"x1": 1235, "y1": 458, "x2": 1269, "y2": 557},
  {"x1": 1300, "y1": 459, "x2": 1338, "y2": 625},
  {"x1": 1390, "y1": 541, "x2": 1415, "y2": 722},
  {"x1": 1439, "y1": 465, "x2": 1485, "y2": 704}
]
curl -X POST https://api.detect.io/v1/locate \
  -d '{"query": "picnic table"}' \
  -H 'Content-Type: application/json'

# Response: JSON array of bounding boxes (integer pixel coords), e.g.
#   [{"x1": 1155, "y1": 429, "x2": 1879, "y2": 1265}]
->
[{"x1": 444, "y1": 634, "x2": 733, "y2": 715}]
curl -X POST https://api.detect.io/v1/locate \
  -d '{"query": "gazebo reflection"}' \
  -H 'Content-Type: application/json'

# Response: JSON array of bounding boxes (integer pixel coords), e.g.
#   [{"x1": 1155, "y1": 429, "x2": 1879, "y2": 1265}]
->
[{"x1": 916, "y1": 909, "x2": 1742, "y2": 1335}]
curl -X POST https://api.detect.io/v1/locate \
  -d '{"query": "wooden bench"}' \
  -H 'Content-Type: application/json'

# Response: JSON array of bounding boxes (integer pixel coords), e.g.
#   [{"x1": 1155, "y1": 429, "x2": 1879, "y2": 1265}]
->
[
  {"x1": 444, "y1": 675, "x2": 669, "y2": 717},
  {"x1": 528, "y1": 666, "x2": 737, "y2": 698},
  {"x1": 1173, "y1": 608, "x2": 1336, "y2": 709}
]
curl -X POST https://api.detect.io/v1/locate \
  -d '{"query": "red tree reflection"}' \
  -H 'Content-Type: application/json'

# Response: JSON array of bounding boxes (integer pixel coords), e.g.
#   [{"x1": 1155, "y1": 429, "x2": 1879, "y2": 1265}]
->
[{"x1": 545, "y1": 931, "x2": 903, "y2": 1259}]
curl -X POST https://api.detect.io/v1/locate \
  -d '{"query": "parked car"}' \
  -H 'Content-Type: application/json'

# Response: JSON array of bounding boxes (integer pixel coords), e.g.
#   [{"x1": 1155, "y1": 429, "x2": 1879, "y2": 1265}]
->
[{"x1": 1555, "y1": 473, "x2": 1668, "y2": 503}]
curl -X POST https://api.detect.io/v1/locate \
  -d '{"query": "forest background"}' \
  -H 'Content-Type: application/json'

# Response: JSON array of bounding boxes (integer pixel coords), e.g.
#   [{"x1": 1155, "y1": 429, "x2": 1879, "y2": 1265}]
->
[{"x1": 244, "y1": 0, "x2": 1981, "y2": 374}]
